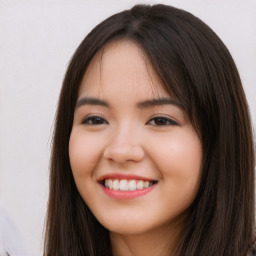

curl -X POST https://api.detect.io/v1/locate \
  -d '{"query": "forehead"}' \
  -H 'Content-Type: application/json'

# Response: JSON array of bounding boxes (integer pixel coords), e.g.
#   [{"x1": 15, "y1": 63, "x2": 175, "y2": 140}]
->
[{"x1": 78, "y1": 39, "x2": 170, "y2": 100}]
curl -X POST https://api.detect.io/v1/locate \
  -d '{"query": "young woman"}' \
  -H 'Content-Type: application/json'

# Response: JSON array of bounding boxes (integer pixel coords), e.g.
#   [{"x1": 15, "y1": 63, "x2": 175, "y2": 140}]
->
[{"x1": 44, "y1": 4, "x2": 255, "y2": 256}]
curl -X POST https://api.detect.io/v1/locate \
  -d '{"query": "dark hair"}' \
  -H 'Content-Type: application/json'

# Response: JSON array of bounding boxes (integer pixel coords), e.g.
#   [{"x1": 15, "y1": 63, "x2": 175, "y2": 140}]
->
[{"x1": 44, "y1": 4, "x2": 255, "y2": 256}]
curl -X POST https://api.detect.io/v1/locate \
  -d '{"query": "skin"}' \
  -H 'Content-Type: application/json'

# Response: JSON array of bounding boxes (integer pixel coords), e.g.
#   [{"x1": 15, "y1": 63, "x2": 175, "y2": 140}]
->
[{"x1": 69, "y1": 40, "x2": 203, "y2": 256}]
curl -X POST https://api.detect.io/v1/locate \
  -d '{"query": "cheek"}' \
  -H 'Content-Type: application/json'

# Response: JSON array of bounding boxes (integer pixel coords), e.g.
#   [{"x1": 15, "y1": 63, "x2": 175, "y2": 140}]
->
[
  {"x1": 147, "y1": 129, "x2": 202, "y2": 188},
  {"x1": 68, "y1": 129, "x2": 104, "y2": 176},
  {"x1": 169, "y1": 134, "x2": 202, "y2": 174}
]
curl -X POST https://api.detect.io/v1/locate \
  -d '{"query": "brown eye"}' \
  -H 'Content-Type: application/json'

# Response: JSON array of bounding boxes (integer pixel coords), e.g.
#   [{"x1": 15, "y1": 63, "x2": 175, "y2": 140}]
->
[
  {"x1": 82, "y1": 116, "x2": 108, "y2": 125},
  {"x1": 147, "y1": 117, "x2": 178, "y2": 126}
]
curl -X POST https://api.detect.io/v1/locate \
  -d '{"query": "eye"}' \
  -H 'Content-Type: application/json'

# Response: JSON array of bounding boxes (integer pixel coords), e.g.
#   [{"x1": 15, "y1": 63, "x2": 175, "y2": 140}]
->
[
  {"x1": 147, "y1": 116, "x2": 178, "y2": 126},
  {"x1": 82, "y1": 116, "x2": 108, "y2": 125}
]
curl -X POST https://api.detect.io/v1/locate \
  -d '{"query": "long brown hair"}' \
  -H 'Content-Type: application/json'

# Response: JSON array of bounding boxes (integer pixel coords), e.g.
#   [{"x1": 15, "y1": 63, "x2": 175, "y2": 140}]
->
[{"x1": 44, "y1": 4, "x2": 255, "y2": 256}]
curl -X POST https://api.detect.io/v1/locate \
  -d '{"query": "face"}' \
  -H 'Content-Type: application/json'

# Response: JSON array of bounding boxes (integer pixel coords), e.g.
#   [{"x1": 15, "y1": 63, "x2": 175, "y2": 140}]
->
[{"x1": 69, "y1": 40, "x2": 202, "y2": 236}]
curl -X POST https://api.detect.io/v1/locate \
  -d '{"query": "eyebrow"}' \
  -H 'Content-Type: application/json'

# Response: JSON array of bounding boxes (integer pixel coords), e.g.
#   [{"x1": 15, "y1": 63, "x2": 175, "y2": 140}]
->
[
  {"x1": 76, "y1": 97, "x2": 109, "y2": 108},
  {"x1": 76, "y1": 97, "x2": 183, "y2": 109},
  {"x1": 137, "y1": 98, "x2": 184, "y2": 109}
]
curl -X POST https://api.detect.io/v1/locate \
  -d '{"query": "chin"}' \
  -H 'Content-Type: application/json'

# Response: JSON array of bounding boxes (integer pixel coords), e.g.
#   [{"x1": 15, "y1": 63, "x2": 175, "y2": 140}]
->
[
  {"x1": 98, "y1": 214, "x2": 164, "y2": 236},
  {"x1": 107, "y1": 223, "x2": 151, "y2": 235}
]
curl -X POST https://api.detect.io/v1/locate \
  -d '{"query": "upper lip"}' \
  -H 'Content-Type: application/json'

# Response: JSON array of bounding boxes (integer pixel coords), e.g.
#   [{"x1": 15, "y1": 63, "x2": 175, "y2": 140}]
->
[{"x1": 98, "y1": 173, "x2": 157, "y2": 182}]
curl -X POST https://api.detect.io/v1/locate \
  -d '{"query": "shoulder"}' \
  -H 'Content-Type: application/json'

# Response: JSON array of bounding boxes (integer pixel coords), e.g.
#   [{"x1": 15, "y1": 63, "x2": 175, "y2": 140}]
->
[{"x1": 0, "y1": 204, "x2": 31, "y2": 256}]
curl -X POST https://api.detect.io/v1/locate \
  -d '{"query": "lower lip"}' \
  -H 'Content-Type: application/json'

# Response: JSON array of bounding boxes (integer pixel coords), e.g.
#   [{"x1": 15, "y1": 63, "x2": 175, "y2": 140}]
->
[{"x1": 100, "y1": 183, "x2": 157, "y2": 200}]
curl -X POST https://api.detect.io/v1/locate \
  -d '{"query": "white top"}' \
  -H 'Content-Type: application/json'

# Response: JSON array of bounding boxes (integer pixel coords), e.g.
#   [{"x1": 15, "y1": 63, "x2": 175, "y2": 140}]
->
[{"x1": 0, "y1": 204, "x2": 31, "y2": 256}]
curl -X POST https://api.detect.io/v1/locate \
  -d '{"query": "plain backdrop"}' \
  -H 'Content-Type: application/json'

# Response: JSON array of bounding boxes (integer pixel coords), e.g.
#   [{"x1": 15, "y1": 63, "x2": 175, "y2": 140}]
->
[{"x1": 0, "y1": 0, "x2": 255, "y2": 255}]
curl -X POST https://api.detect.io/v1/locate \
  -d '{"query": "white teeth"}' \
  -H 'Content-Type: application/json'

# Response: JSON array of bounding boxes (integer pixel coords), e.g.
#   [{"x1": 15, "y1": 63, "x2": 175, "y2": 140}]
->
[
  {"x1": 143, "y1": 181, "x2": 149, "y2": 188},
  {"x1": 119, "y1": 180, "x2": 128, "y2": 191},
  {"x1": 108, "y1": 179, "x2": 113, "y2": 189},
  {"x1": 128, "y1": 180, "x2": 136, "y2": 191},
  {"x1": 137, "y1": 180, "x2": 144, "y2": 190},
  {"x1": 104, "y1": 179, "x2": 155, "y2": 191},
  {"x1": 113, "y1": 179, "x2": 119, "y2": 190}
]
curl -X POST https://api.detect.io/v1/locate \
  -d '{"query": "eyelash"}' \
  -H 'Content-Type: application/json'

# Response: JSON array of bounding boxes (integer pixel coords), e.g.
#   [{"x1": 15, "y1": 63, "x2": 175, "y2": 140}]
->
[
  {"x1": 146, "y1": 116, "x2": 179, "y2": 126},
  {"x1": 82, "y1": 115, "x2": 178, "y2": 126},
  {"x1": 82, "y1": 116, "x2": 108, "y2": 125}
]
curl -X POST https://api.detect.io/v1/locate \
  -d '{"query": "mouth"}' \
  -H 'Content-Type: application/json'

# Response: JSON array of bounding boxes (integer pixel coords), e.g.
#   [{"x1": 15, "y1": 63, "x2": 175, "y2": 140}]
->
[
  {"x1": 98, "y1": 175, "x2": 158, "y2": 199},
  {"x1": 100, "y1": 179, "x2": 158, "y2": 191}
]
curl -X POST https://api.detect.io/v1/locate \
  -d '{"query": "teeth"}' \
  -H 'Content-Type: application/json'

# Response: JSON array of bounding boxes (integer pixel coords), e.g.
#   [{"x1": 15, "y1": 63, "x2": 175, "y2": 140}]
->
[
  {"x1": 128, "y1": 180, "x2": 136, "y2": 191},
  {"x1": 108, "y1": 179, "x2": 113, "y2": 189},
  {"x1": 119, "y1": 180, "x2": 128, "y2": 191},
  {"x1": 137, "y1": 180, "x2": 144, "y2": 190},
  {"x1": 143, "y1": 181, "x2": 149, "y2": 188},
  {"x1": 113, "y1": 179, "x2": 119, "y2": 190},
  {"x1": 103, "y1": 179, "x2": 155, "y2": 191},
  {"x1": 105, "y1": 179, "x2": 109, "y2": 188}
]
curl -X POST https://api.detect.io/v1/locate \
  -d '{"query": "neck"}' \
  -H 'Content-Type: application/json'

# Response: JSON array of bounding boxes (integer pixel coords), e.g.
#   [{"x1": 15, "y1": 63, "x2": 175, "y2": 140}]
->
[{"x1": 110, "y1": 223, "x2": 182, "y2": 256}]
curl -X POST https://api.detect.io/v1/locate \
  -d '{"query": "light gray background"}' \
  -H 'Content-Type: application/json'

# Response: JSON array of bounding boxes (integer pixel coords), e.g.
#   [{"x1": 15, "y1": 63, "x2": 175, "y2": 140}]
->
[{"x1": 0, "y1": 0, "x2": 255, "y2": 255}]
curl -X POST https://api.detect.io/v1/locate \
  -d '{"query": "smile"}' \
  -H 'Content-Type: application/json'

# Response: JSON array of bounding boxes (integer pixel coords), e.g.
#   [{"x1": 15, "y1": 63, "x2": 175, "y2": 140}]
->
[
  {"x1": 98, "y1": 175, "x2": 158, "y2": 200},
  {"x1": 103, "y1": 179, "x2": 156, "y2": 191}
]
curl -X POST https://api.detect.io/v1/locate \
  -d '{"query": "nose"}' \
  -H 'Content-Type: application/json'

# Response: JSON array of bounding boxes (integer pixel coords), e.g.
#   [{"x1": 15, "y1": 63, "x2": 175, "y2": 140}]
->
[{"x1": 103, "y1": 127, "x2": 145, "y2": 164}]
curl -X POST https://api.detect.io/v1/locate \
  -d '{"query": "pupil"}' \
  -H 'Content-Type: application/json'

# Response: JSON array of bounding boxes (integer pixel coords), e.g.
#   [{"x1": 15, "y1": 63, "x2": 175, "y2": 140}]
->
[
  {"x1": 155, "y1": 118, "x2": 166, "y2": 125},
  {"x1": 93, "y1": 117, "x2": 103, "y2": 124}
]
